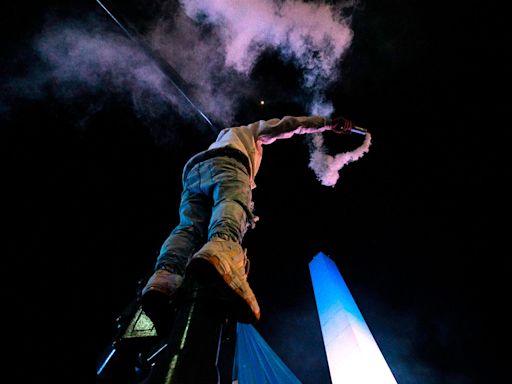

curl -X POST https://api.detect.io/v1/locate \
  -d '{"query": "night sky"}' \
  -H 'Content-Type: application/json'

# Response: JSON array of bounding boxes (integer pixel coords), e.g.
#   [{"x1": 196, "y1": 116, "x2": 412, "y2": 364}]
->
[{"x1": 0, "y1": 1, "x2": 505, "y2": 383}]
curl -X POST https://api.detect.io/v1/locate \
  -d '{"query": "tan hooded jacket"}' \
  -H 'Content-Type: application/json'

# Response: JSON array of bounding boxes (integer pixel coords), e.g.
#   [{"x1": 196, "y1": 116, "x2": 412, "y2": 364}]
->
[{"x1": 184, "y1": 115, "x2": 333, "y2": 189}]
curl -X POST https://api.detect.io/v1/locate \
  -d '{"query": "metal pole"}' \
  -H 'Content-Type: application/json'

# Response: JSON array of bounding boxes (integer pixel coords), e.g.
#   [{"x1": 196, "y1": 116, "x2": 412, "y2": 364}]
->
[{"x1": 143, "y1": 271, "x2": 236, "y2": 384}]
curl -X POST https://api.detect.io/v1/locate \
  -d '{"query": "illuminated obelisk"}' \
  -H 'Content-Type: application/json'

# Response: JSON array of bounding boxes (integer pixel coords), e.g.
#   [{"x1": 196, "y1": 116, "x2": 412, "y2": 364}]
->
[{"x1": 309, "y1": 252, "x2": 397, "y2": 384}]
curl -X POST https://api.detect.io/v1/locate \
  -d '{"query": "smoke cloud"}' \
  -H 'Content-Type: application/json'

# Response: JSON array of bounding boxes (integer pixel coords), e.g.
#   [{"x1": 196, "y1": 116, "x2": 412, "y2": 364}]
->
[
  {"x1": 147, "y1": 8, "x2": 253, "y2": 126},
  {"x1": 0, "y1": 16, "x2": 195, "y2": 140},
  {"x1": 178, "y1": 0, "x2": 354, "y2": 112},
  {"x1": 308, "y1": 132, "x2": 372, "y2": 187},
  {"x1": 3, "y1": 0, "x2": 357, "y2": 149},
  {"x1": 34, "y1": 23, "x2": 186, "y2": 118}
]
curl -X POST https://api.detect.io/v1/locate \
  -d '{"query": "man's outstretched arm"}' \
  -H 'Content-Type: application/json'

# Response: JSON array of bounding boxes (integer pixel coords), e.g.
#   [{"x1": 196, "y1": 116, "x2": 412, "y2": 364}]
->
[{"x1": 254, "y1": 115, "x2": 353, "y2": 144}]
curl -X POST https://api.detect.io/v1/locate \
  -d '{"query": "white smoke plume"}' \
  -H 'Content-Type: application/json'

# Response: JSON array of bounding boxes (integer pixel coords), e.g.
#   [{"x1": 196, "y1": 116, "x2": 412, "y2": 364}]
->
[
  {"x1": 308, "y1": 132, "x2": 372, "y2": 187},
  {"x1": 4, "y1": 19, "x2": 194, "y2": 133},
  {"x1": 147, "y1": 9, "x2": 252, "y2": 126},
  {"x1": 38, "y1": 28, "x2": 179, "y2": 107},
  {"x1": 310, "y1": 98, "x2": 335, "y2": 117},
  {"x1": 4, "y1": 1, "x2": 357, "y2": 150},
  {"x1": 177, "y1": 0, "x2": 354, "y2": 112}
]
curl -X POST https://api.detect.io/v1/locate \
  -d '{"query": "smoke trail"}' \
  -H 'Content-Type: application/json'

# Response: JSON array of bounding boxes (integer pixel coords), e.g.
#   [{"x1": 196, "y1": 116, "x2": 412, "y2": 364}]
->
[
  {"x1": 177, "y1": 0, "x2": 355, "y2": 112},
  {"x1": 34, "y1": 20, "x2": 190, "y2": 123},
  {"x1": 0, "y1": 15, "x2": 199, "y2": 143},
  {"x1": 310, "y1": 99, "x2": 335, "y2": 117},
  {"x1": 308, "y1": 132, "x2": 372, "y2": 187},
  {"x1": 4, "y1": 1, "x2": 357, "y2": 147},
  {"x1": 147, "y1": 9, "x2": 254, "y2": 126}
]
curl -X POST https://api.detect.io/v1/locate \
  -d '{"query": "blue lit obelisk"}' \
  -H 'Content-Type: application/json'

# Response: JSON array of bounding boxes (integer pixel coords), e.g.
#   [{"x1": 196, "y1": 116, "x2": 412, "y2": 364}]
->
[{"x1": 309, "y1": 252, "x2": 397, "y2": 384}]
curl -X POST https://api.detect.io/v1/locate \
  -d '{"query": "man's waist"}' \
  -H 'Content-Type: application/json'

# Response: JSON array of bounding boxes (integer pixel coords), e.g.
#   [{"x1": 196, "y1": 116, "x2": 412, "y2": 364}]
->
[{"x1": 183, "y1": 146, "x2": 251, "y2": 179}]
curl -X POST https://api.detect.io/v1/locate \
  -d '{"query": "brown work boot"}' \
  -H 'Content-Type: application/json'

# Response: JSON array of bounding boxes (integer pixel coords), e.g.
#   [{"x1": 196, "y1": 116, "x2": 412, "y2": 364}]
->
[
  {"x1": 141, "y1": 269, "x2": 183, "y2": 298},
  {"x1": 187, "y1": 239, "x2": 260, "y2": 323},
  {"x1": 140, "y1": 269, "x2": 183, "y2": 335}
]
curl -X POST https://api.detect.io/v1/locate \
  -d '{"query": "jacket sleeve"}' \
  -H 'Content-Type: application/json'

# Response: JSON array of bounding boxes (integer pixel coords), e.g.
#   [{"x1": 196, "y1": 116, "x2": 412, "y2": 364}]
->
[{"x1": 253, "y1": 116, "x2": 332, "y2": 144}]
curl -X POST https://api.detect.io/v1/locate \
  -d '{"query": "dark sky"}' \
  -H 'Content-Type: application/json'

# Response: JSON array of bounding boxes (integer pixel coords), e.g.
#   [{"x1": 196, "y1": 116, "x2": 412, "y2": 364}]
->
[{"x1": 0, "y1": 1, "x2": 505, "y2": 383}]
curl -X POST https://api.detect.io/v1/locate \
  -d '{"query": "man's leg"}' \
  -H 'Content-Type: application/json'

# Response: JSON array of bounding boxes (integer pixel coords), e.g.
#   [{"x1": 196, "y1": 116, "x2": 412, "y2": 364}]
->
[
  {"x1": 187, "y1": 157, "x2": 260, "y2": 323},
  {"x1": 156, "y1": 189, "x2": 210, "y2": 275},
  {"x1": 141, "y1": 165, "x2": 210, "y2": 332},
  {"x1": 207, "y1": 157, "x2": 252, "y2": 242}
]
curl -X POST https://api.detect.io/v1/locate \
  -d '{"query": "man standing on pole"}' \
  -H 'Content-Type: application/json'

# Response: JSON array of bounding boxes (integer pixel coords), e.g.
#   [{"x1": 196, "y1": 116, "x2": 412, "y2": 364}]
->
[{"x1": 141, "y1": 115, "x2": 362, "y2": 329}]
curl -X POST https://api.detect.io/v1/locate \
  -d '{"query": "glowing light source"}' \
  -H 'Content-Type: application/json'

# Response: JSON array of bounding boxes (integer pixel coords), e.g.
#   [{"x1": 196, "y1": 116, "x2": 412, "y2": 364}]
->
[
  {"x1": 260, "y1": 100, "x2": 265, "y2": 105},
  {"x1": 96, "y1": 348, "x2": 116, "y2": 375},
  {"x1": 309, "y1": 252, "x2": 397, "y2": 384}
]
